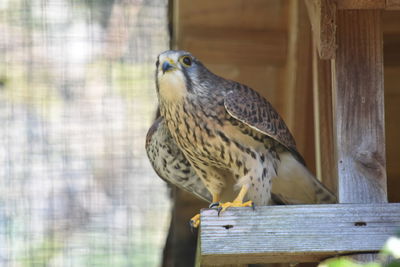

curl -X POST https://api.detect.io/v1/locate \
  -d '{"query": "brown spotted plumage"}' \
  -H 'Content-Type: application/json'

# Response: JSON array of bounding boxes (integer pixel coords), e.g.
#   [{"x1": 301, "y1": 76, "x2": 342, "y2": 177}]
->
[
  {"x1": 146, "y1": 116, "x2": 289, "y2": 205},
  {"x1": 148, "y1": 50, "x2": 336, "y2": 227},
  {"x1": 146, "y1": 116, "x2": 212, "y2": 203},
  {"x1": 224, "y1": 84, "x2": 306, "y2": 165}
]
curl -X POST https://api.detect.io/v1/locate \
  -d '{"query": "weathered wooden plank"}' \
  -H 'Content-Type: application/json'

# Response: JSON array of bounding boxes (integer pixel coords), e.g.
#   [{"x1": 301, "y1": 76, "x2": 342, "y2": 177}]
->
[
  {"x1": 331, "y1": 10, "x2": 386, "y2": 263},
  {"x1": 197, "y1": 204, "x2": 400, "y2": 265},
  {"x1": 305, "y1": 0, "x2": 337, "y2": 59},
  {"x1": 332, "y1": 10, "x2": 387, "y2": 204},
  {"x1": 312, "y1": 46, "x2": 337, "y2": 193},
  {"x1": 196, "y1": 225, "x2": 248, "y2": 267}
]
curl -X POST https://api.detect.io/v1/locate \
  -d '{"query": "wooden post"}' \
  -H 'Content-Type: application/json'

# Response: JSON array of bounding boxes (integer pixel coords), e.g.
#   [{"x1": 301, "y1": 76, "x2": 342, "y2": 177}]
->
[
  {"x1": 332, "y1": 9, "x2": 387, "y2": 261},
  {"x1": 332, "y1": 10, "x2": 387, "y2": 203}
]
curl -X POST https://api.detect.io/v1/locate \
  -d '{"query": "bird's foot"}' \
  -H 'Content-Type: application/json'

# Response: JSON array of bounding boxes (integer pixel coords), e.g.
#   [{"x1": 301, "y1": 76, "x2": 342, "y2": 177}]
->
[
  {"x1": 189, "y1": 213, "x2": 200, "y2": 229},
  {"x1": 189, "y1": 201, "x2": 221, "y2": 230},
  {"x1": 217, "y1": 200, "x2": 254, "y2": 216}
]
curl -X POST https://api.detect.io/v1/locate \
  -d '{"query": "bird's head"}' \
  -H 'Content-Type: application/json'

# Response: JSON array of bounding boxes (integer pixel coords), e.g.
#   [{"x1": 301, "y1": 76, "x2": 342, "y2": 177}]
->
[{"x1": 155, "y1": 50, "x2": 213, "y2": 102}]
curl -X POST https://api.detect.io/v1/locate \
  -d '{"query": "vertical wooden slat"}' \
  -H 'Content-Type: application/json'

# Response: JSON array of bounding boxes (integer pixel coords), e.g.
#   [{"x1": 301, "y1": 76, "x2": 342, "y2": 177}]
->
[
  {"x1": 312, "y1": 47, "x2": 337, "y2": 193},
  {"x1": 284, "y1": 0, "x2": 316, "y2": 171},
  {"x1": 332, "y1": 10, "x2": 387, "y2": 201},
  {"x1": 332, "y1": 13, "x2": 385, "y2": 261}
]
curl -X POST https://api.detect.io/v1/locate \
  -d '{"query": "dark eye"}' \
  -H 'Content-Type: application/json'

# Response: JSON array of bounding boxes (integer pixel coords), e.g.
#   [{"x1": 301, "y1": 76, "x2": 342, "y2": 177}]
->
[{"x1": 181, "y1": 56, "x2": 192, "y2": 67}]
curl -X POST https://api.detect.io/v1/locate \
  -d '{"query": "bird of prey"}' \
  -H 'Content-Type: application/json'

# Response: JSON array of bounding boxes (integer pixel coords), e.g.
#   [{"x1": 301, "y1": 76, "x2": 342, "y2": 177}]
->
[{"x1": 146, "y1": 50, "x2": 336, "y2": 227}]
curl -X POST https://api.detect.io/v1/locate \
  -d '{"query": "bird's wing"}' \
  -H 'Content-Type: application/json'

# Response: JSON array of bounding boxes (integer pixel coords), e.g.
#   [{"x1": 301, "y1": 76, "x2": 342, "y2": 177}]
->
[
  {"x1": 224, "y1": 83, "x2": 306, "y2": 165},
  {"x1": 224, "y1": 83, "x2": 336, "y2": 204},
  {"x1": 146, "y1": 117, "x2": 212, "y2": 203}
]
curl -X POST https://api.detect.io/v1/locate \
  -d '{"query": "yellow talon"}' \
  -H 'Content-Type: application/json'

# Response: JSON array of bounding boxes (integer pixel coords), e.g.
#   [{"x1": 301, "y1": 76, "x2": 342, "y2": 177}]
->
[
  {"x1": 190, "y1": 213, "x2": 200, "y2": 228},
  {"x1": 218, "y1": 184, "x2": 253, "y2": 215},
  {"x1": 218, "y1": 200, "x2": 253, "y2": 214},
  {"x1": 189, "y1": 193, "x2": 221, "y2": 229}
]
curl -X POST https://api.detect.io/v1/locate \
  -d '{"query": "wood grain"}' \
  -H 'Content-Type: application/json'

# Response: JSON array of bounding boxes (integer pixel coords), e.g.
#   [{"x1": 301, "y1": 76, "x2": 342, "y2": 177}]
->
[
  {"x1": 305, "y1": 0, "x2": 337, "y2": 59},
  {"x1": 197, "y1": 204, "x2": 400, "y2": 265},
  {"x1": 181, "y1": 27, "x2": 287, "y2": 66},
  {"x1": 337, "y1": 0, "x2": 386, "y2": 9},
  {"x1": 384, "y1": 67, "x2": 400, "y2": 203},
  {"x1": 336, "y1": 0, "x2": 400, "y2": 10},
  {"x1": 177, "y1": 0, "x2": 287, "y2": 31},
  {"x1": 332, "y1": 10, "x2": 387, "y2": 204},
  {"x1": 386, "y1": 0, "x2": 400, "y2": 10},
  {"x1": 283, "y1": 0, "x2": 316, "y2": 172},
  {"x1": 312, "y1": 47, "x2": 337, "y2": 193}
]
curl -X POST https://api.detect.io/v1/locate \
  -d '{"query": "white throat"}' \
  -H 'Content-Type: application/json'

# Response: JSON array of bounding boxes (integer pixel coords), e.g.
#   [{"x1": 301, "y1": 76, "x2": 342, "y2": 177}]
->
[{"x1": 158, "y1": 70, "x2": 187, "y2": 103}]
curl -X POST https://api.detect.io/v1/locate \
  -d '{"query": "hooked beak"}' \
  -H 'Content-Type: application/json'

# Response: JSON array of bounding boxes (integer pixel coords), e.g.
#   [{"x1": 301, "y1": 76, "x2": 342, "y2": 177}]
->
[{"x1": 162, "y1": 61, "x2": 174, "y2": 74}]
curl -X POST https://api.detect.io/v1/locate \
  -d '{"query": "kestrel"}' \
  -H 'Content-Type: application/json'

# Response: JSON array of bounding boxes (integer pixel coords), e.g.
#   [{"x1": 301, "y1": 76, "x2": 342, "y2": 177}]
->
[{"x1": 147, "y1": 50, "x2": 336, "y2": 227}]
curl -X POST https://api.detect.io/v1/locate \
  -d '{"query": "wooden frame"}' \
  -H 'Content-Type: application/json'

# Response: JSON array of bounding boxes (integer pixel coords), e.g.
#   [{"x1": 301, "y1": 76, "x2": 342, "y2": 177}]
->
[
  {"x1": 195, "y1": 1, "x2": 396, "y2": 266},
  {"x1": 197, "y1": 204, "x2": 400, "y2": 265}
]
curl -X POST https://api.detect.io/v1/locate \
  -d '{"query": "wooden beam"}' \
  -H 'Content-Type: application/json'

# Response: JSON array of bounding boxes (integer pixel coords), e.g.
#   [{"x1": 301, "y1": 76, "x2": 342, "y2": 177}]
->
[
  {"x1": 196, "y1": 204, "x2": 400, "y2": 265},
  {"x1": 332, "y1": 10, "x2": 387, "y2": 204},
  {"x1": 305, "y1": 0, "x2": 337, "y2": 59}
]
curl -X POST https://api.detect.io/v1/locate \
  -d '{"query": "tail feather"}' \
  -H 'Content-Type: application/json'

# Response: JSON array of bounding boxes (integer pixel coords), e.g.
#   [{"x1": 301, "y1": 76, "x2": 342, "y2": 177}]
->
[{"x1": 272, "y1": 152, "x2": 337, "y2": 204}]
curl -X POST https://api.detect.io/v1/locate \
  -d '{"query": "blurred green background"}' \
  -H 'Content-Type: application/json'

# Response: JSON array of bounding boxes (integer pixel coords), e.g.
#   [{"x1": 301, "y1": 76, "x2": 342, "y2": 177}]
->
[{"x1": 0, "y1": 0, "x2": 170, "y2": 266}]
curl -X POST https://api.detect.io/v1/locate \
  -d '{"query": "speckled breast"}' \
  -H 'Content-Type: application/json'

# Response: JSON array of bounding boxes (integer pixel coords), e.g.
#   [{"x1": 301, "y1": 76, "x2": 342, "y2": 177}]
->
[{"x1": 161, "y1": 98, "x2": 230, "y2": 168}]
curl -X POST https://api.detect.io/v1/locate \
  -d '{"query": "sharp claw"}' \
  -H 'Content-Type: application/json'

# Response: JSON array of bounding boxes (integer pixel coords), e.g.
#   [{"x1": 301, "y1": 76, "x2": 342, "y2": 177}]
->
[
  {"x1": 209, "y1": 202, "x2": 220, "y2": 209},
  {"x1": 217, "y1": 207, "x2": 222, "y2": 216},
  {"x1": 189, "y1": 221, "x2": 194, "y2": 233},
  {"x1": 189, "y1": 214, "x2": 200, "y2": 230},
  {"x1": 189, "y1": 221, "x2": 198, "y2": 233}
]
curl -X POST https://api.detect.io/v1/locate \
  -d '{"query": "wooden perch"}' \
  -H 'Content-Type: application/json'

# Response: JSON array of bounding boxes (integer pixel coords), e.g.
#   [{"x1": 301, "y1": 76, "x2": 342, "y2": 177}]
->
[{"x1": 196, "y1": 204, "x2": 400, "y2": 266}]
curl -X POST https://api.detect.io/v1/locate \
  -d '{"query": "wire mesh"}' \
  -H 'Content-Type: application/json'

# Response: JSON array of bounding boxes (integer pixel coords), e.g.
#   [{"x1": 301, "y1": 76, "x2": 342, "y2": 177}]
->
[{"x1": 0, "y1": 0, "x2": 170, "y2": 266}]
